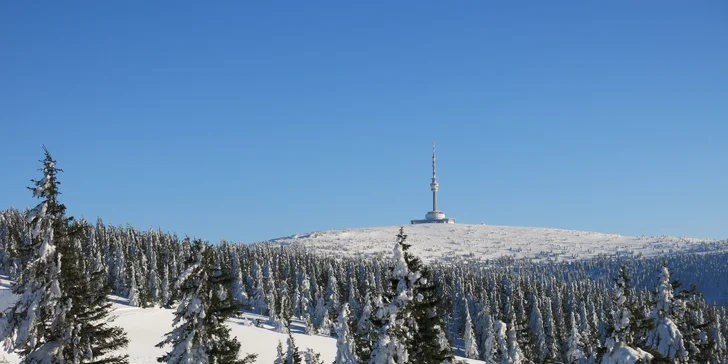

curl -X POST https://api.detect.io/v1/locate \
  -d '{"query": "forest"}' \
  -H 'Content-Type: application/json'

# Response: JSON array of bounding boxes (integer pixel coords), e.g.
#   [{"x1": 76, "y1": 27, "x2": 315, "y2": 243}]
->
[{"x1": 0, "y1": 149, "x2": 726, "y2": 363}]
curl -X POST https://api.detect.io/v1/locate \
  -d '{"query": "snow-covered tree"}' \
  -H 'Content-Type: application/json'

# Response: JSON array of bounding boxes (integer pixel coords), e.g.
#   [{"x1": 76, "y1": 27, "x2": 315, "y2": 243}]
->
[
  {"x1": 463, "y1": 300, "x2": 480, "y2": 359},
  {"x1": 312, "y1": 294, "x2": 331, "y2": 334},
  {"x1": 275, "y1": 341, "x2": 285, "y2": 364},
  {"x1": 355, "y1": 292, "x2": 375, "y2": 361},
  {"x1": 325, "y1": 264, "x2": 340, "y2": 324},
  {"x1": 334, "y1": 303, "x2": 358, "y2": 364},
  {"x1": 397, "y1": 229, "x2": 454, "y2": 364},
  {"x1": 505, "y1": 310, "x2": 523, "y2": 364},
  {"x1": 145, "y1": 230, "x2": 161, "y2": 303},
  {"x1": 346, "y1": 270, "x2": 361, "y2": 319},
  {"x1": 161, "y1": 263, "x2": 172, "y2": 307},
  {"x1": 297, "y1": 271, "x2": 312, "y2": 318},
  {"x1": 285, "y1": 331, "x2": 302, "y2": 364},
  {"x1": 369, "y1": 229, "x2": 415, "y2": 364},
  {"x1": 50, "y1": 221, "x2": 131, "y2": 363},
  {"x1": 369, "y1": 227, "x2": 455, "y2": 364},
  {"x1": 303, "y1": 348, "x2": 324, "y2": 364},
  {"x1": 128, "y1": 264, "x2": 141, "y2": 307},
  {"x1": 493, "y1": 320, "x2": 509, "y2": 363},
  {"x1": 0, "y1": 148, "x2": 129, "y2": 363},
  {"x1": 646, "y1": 266, "x2": 687, "y2": 361},
  {"x1": 229, "y1": 247, "x2": 248, "y2": 307},
  {"x1": 566, "y1": 312, "x2": 586, "y2": 364},
  {"x1": 601, "y1": 266, "x2": 653, "y2": 364},
  {"x1": 249, "y1": 261, "x2": 267, "y2": 315},
  {"x1": 541, "y1": 295, "x2": 560, "y2": 362},
  {"x1": 529, "y1": 295, "x2": 547, "y2": 363},
  {"x1": 478, "y1": 312, "x2": 497, "y2": 363},
  {"x1": 708, "y1": 308, "x2": 727, "y2": 363},
  {"x1": 0, "y1": 148, "x2": 67, "y2": 360},
  {"x1": 156, "y1": 239, "x2": 255, "y2": 364}
]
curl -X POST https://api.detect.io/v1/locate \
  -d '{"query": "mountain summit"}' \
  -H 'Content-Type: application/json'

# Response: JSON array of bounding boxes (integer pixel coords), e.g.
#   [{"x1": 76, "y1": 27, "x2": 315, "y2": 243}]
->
[{"x1": 268, "y1": 224, "x2": 718, "y2": 262}]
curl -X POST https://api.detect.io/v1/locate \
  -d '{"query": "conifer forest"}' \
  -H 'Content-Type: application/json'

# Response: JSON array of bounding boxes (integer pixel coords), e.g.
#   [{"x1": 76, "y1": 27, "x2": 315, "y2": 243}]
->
[{"x1": 1, "y1": 150, "x2": 727, "y2": 363}]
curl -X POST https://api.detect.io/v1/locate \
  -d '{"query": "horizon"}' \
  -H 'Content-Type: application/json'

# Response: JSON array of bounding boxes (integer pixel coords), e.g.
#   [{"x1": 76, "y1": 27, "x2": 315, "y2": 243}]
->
[{"x1": 2, "y1": 2, "x2": 727, "y2": 242}]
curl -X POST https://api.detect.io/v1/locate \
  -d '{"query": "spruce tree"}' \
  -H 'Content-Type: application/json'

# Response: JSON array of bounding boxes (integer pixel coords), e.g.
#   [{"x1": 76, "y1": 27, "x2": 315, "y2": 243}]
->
[
  {"x1": 229, "y1": 247, "x2": 248, "y2": 307},
  {"x1": 156, "y1": 239, "x2": 255, "y2": 364},
  {"x1": 395, "y1": 228, "x2": 454, "y2": 363},
  {"x1": 369, "y1": 229, "x2": 414, "y2": 364},
  {"x1": 0, "y1": 147, "x2": 129, "y2": 363},
  {"x1": 600, "y1": 266, "x2": 653, "y2": 364},
  {"x1": 285, "y1": 331, "x2": 303, "y2": 364},
  {"x1": 0, "y1": 147, "x2": 66, "y2": 360},
  {"x1": 505, "y1": 309, "x2": 524, "y2": 364},
  {"x1": 354, "y1": 292, "x2": 375, "y2": 361},
  {"x1": 127, "y1": 265, "x2": 141, "y2": 307},
  {"x1": 566, "y1": 312, "x2": 586, "y2": 364},
  {"x1": 462, "y1": 300, "x2": 480, "y2": 359},
  {"x1": 494, "y1": 320, "x2": 510, "y2": 363},
  {"x1": 312, "y1": 294, "x2": 331, "y2": 334},
  {"x1": 478, "y1": 311, "x2": 497, "y2": 363},
  {"x1": 53, "y1": 221, "x2": 130, "y2": 363},
  {"x1": 645, "y1": 266, "x2": 687, "y2": 361},
  {"x1": 274, "y1": 342, "x2": 285, "y2": 364},
  {"x1": 302, "y1": 349, "x2": 324, "y2": 364},
  {"x1": 334, "y1": 303, "x2": 358, "y2": 364},
  {"x1": 529, "y1": 295, "x2": 547, "y2": 363}
]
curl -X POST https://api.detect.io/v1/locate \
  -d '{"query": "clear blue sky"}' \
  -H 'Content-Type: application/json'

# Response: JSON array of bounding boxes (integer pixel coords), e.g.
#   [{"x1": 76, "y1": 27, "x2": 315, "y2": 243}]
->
[{"x1": 1, "y1": 1, "x2": 727, "y2": 242}]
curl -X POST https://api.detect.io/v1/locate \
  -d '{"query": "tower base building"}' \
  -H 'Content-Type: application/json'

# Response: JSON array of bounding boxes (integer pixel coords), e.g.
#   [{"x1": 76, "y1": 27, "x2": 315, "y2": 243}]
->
[{"x1": 411, "y1": 143, "x2": 456, "y2": 224}]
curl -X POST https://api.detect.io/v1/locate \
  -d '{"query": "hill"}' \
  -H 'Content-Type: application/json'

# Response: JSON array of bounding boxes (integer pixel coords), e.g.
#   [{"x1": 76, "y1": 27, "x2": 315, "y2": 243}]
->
[{"x1": 268, "y1": 223, "x2": 721, "y2": 262}]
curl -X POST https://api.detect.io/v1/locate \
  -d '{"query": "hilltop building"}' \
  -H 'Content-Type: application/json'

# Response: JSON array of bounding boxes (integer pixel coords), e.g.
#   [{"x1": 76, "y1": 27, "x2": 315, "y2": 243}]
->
[{"x1": 411, "y1": 143, "x2": 456, "y2": 224}]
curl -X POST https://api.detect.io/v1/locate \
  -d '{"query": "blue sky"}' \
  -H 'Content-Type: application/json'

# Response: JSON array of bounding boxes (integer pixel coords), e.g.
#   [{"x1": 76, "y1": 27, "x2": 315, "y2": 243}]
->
[{"x1": 1, "y1": 1, "x2": 727, "y2": 242}]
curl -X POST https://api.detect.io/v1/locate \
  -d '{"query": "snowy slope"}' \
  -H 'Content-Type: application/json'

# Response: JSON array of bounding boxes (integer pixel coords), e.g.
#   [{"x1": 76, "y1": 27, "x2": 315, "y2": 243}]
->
[
  {"x1": 0, "y1": 288, "x2": 482, "y2": 363},
  {"x1": 268, "y1": 224, "x2": 722, "y2": 262}
]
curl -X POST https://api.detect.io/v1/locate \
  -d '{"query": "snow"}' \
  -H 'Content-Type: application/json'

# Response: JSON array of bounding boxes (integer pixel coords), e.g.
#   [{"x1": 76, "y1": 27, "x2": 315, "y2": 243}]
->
[
  {"x1": 649, "y1": 318, "x2": 686, "y2": 360},
  {"x1": 601, "y1": 345, "x2": 653, "y2": 364},
  {"x1": 268, "y1": 224, "x2": 723, "y2": 262}
]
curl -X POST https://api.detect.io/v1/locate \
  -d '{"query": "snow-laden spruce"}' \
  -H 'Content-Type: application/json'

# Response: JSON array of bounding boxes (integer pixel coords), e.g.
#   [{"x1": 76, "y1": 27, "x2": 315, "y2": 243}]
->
[
  {"x1": 156, "y1": 239, "x2": 255, "y2": 364},
  {"x1": 0, "y1": 147, "x2": 129, "y2": 363},
  {"x1": 462, "y1": 300, "x2": 479, "y2": 359},
  {"x1": 334, "y1": 303, "x2": 357, "y2": 364},
  {"x1": 566, "y1": 312, "x2": 586, "y2": 364},
  {"x1": 368, "y1": 230, "x2": 412, "y2": 364},
  {"x1": 601, "y1": 266, "x2": 653, "y2": 364},
  {"x1": 646, "y1": 266, "x2": 687, "y2": 361},
  {"x1": 0, "y1": 148, "x2": 64, "y2": 360},
  {"x1": 368, "y1": 227, "x2": 453, "y2": 364}
]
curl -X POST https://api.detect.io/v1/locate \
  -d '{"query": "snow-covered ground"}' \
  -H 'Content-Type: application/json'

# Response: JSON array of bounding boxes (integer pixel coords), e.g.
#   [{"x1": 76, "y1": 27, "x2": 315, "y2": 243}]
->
[
  {"x1": 112, "y1": 299, "x2": 336, "y2": 363},
  {"x1": 0, "y1": 289, "x2": 482, "y2": 363},
  {"x1": 268, "y1": 224, "x2": 723, "y2": 262}
]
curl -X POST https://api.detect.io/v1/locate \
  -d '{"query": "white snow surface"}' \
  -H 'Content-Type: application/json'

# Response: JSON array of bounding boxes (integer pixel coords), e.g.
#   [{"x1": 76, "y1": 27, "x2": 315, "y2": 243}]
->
[
  {"x1": 601, "y1": 345, "x2": 653, "y2": 364},
  {"x1": 267, "y1": 224, "x2": 721, "y2": 262}
]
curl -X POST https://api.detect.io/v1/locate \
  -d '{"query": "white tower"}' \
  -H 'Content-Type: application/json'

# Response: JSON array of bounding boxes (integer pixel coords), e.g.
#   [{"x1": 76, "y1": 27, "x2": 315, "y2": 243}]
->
[
  {"x1": 412, "y1": 143, "x2": 455, "y2": 224},
  {"x1": 431, "y1": 143, "x2": 439, "y2": 211}
]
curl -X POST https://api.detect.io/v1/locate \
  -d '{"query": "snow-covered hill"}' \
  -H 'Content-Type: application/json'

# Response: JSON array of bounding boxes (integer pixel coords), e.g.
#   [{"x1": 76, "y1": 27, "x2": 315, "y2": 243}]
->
[{"x1": 268, "y1": 224, "x2": 722, "y2": 262}]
